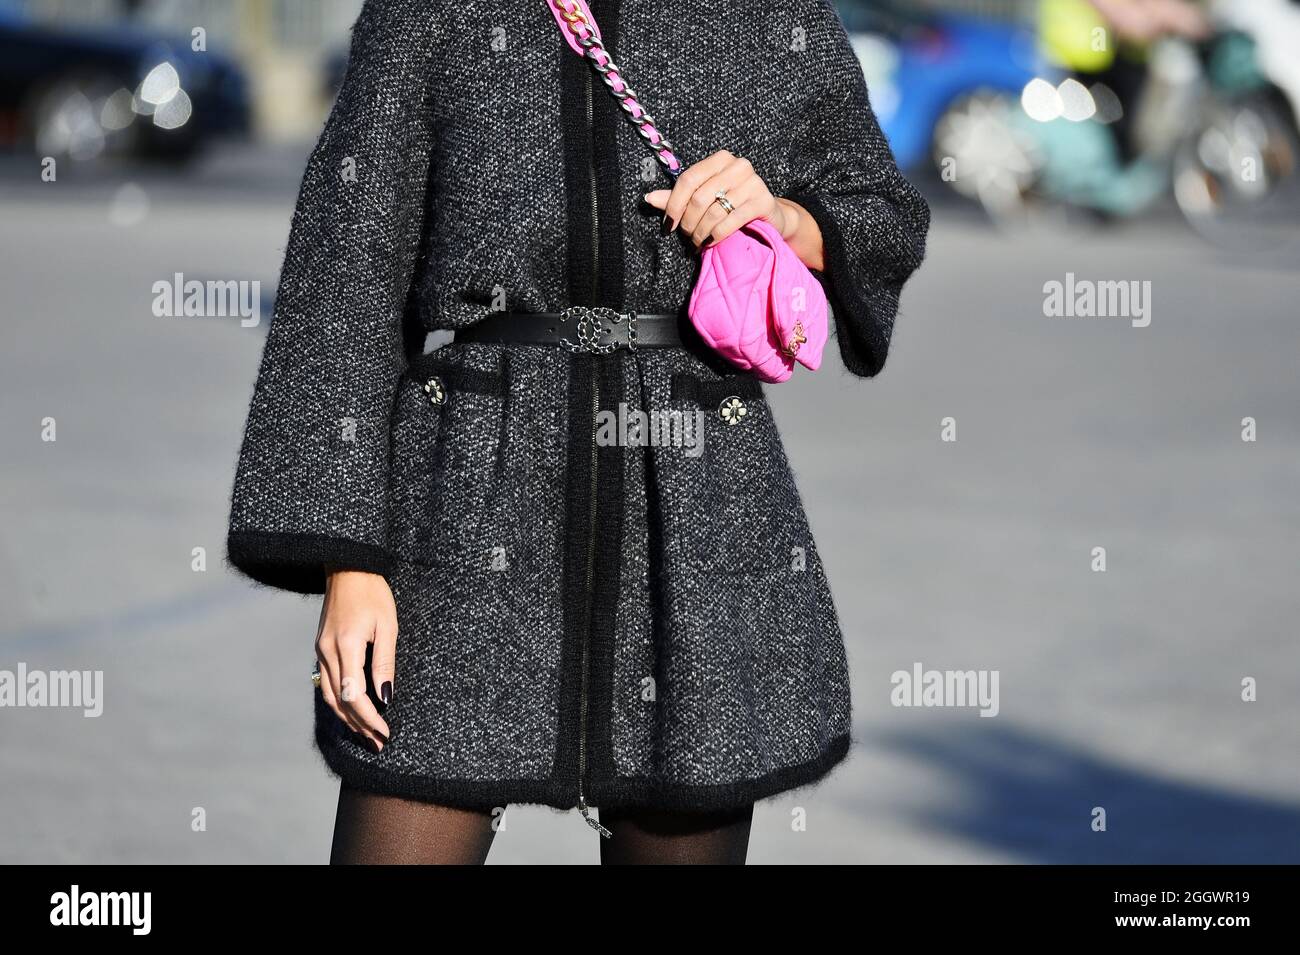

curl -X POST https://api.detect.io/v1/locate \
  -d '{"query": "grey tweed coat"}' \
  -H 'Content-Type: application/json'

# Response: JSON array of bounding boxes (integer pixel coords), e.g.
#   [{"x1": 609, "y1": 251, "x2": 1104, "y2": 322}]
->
[{"x1": 227, "y1": 0, "x2": 929, "y2": 813}]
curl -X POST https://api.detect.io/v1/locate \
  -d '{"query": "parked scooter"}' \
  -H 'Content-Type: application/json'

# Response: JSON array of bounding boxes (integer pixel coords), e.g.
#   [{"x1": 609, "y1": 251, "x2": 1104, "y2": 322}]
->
[
  {"x1": 1171, "y1": 0, "x2": 1300, "y2": 243},
  {"x1": 933, "y1": 0, "x2": 1299, "y2": 244}
]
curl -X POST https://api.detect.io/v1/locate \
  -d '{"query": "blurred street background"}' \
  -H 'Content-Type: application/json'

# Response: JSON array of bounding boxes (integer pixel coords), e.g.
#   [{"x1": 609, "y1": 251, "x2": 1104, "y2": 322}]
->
[{"x1": 0, "y1": 0, "x2": 1297, "y2": 863}]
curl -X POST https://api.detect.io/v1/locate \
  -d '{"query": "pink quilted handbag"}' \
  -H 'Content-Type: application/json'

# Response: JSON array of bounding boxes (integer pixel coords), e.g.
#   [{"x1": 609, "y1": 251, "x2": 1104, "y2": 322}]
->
[{"x1": 545, "y1": 0, "x2": 828, "y2": 382}]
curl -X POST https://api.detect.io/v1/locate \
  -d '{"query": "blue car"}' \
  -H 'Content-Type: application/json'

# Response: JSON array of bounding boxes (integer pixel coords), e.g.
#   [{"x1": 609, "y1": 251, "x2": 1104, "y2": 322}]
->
[
  {"x1": 844, "y1": 6, "x2": 1043, "y2": 167},
  {"x1": 835, "y1": 0, "x2": 1057, "y2": 215},
  {"x1": 0, "y1": 4, "x2": 251, "y2": 161}
]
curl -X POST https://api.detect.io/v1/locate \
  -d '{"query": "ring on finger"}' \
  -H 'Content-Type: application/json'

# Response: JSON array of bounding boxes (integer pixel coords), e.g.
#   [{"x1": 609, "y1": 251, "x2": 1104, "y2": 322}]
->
[{"x1": 713, "y1": 189, "x2": 735, "y2": 214}]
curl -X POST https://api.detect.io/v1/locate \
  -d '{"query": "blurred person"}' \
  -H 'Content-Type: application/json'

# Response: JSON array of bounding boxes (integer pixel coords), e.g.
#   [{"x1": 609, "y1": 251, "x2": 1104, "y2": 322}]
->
[
  {"x1": 1043, "y1": 0, "x2": 1210, "y2": 159},
  {"x1": 224, "y1": 0, "x2": 929, "y2": 865},
  {"x1": 1032, "y1": 0, "x2": 1212, "y2": 214}
]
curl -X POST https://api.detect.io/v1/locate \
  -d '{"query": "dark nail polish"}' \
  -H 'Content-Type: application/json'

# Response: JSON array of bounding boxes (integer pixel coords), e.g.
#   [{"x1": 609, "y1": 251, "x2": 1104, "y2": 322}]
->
[
  {"x1": 700, "y1": 235, "x2": 714, "y2": 249},
  {"x1": 380, "y1": 681, "x2": 392, "y2": 706},
  {"x1": 660, "y1": 214, "x2": 674, "y2": 235},
  {"x1": 363, "y1": 738, "x2": 379, "y2": 754}
]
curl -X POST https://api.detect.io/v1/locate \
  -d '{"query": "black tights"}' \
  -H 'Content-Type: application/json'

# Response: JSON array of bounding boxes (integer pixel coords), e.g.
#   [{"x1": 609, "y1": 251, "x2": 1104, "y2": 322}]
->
[{"x1": 329, "y1": 783, "x2": 753, "y2": 865}]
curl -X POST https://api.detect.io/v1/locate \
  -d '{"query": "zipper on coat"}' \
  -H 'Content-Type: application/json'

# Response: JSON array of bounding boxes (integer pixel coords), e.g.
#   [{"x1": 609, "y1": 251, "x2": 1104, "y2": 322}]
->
[
  {"x1": 576, "y1": 64, "x2": 612, "y2": 839},
  {"x1": 577, "y1": 373, "x2": 610, "y2": 837}
]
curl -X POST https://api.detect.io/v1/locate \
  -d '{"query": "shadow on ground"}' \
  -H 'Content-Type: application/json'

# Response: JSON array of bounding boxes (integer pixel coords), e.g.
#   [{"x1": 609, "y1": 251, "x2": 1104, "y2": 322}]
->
[{"x1": 877, "y1": 722, "x2": 1300, "y2": 863}]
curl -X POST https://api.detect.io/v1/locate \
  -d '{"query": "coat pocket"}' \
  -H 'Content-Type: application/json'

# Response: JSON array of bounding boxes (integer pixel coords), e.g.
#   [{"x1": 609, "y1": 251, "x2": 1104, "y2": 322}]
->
[
  {"x1": 668, "y1": 373, "x2": 801, "y2": 575},
  {"x1": 386, "y1": 354, "x2": 512, "y2": 568}
]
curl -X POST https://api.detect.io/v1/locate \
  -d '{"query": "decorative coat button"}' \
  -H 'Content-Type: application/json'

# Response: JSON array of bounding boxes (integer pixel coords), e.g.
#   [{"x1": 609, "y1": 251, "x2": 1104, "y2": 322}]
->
[
  {"x1": 718, "y1": 395, "x2": 748, "y2": 425},
  {"x1": 423, "y1": 376, "x2": 446, "y2": 406}
]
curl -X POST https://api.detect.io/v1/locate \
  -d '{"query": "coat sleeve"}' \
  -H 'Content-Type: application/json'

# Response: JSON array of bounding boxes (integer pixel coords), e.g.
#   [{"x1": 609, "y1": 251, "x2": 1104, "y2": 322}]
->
[
  {"x1": 783, "y1": 1, "x2": 931, "y2": 379},
  {"x1": 226, "y1": 0, "x2": 441, "y2": 594}
]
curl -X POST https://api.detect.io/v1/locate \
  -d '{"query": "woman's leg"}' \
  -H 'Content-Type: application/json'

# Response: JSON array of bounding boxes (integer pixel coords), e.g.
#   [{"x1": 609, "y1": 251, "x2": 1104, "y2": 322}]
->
[
  {"x1": 598, "y1": 804, "x2": 754, "y2": 865},
  {"x1": 329, "y1": 782, "x2": 498, "y2": 865}
]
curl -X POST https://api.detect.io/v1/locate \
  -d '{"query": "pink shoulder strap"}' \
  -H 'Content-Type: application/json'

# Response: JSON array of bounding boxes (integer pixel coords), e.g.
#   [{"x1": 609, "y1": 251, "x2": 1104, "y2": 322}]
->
[{"x1": 544, "y1": 0, "x2": 683, "y2": 177}]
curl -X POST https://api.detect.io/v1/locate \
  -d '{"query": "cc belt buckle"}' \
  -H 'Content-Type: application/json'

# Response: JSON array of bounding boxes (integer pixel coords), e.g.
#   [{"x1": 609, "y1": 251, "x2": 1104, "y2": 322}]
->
[{"x1": 559, "y1": 306, "x2": 632, "y2": 354}]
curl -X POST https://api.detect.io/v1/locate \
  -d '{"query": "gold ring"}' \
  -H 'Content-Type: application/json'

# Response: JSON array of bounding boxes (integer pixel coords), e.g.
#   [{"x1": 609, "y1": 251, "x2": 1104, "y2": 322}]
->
[
  {"x1": 311, "y1": 670, "x2": 322, "y2": 688},
  {"x1": 714, "y1": 190, "x2": 734, "y2": 214}
]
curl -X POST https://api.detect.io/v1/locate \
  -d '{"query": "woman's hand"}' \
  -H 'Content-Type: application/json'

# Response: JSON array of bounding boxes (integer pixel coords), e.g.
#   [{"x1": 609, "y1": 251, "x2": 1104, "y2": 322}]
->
[
  {"x1": 643, "y1": 149, "x2": 823, "y2": 270},
  {"x1": 316, "y1": 569, "x2": 397, "y2": 752}
]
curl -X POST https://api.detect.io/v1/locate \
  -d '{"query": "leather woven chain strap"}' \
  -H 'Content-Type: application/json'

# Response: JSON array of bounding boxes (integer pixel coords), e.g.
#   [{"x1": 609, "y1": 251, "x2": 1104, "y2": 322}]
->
[{"x1": 547, "y1": 0, "x2": 684, "y2": 179}]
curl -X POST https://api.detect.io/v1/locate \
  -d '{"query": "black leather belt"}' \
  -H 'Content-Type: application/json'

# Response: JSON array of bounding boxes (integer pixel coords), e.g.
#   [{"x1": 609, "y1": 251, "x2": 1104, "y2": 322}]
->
[{"x1": 454, "y1": 307, "x2": 684, "y2": 353}]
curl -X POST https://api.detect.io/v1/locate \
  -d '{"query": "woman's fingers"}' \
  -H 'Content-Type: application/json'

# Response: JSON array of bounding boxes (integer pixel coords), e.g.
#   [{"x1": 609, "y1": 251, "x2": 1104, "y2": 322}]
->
[
  {"x1": 657, "y1": 149, "x2": 738, "y2": 232},
  {"x1": 316, "y1": 570, "x2": 399, "y2": 752},
  {"x1": 679, "y1": 155, "x2": 754, "y2": 239},
  {"x1": 317, "y1": 645, "x2": 361, "y2": 736},
  {"x1": 370, "y1": 615, "x2": 398, "y2": 709},
  {"x1": 645, "y1": 151, "x2": 778, "y2": 248},
  {"x1": 705, "y1": 196, "x2": 769, "y2": 247},
  {"x1": 340, "y1": 636, "x2": 390, "y2": 750},
  {"x1": 690, "y1": 176, "x2": 763, "y2": 247},
  {"x1": 316, "y1": 650, "x2": 348, "y2": 729}
]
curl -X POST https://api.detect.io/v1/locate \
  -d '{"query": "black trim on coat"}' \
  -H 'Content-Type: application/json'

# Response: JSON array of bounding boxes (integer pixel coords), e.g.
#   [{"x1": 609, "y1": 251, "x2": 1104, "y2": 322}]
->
[
  {"x1": 315, "y1": 719, "x2": 851, "y2": 814},
  {"x1": 783, "y1": 188, "x2": 890, "y2": 378},
  {"x1": 560, "y1": 34, "x2": 596, "y2": 305},
  {"x1": 404, "y1": 354, "x2": 506, "y2": 396},
  {"x1": 226, "y1": 531, "x2": 394, "y2": 595},
  {"x1": 553, "y1": 354, "x2": 595, "y2": 795},
  {"x1": 584, "y1": 353, "x2": 627, "y2": 791},
  {"x1": 558, "y1": 0, "x2": 626, "y2": 309},
  {"x1": 669, "y1": 373, "x2": 765, "y2": 407},
  {"x1": 590, "y1": 0, "x2": 626, "y2": 311},
  {"x1": 587, "y1": 731, "x2": 852, "y2": 812},
  {"x1": 552, "y1": 350, "x2": 628, "y2": 806}
]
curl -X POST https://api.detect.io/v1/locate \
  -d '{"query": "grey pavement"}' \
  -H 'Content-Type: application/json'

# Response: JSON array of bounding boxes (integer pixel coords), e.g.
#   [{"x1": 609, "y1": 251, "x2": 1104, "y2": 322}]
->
[{"x1": 1, "y1": 147, "x2": 1297, "y2": 863}]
